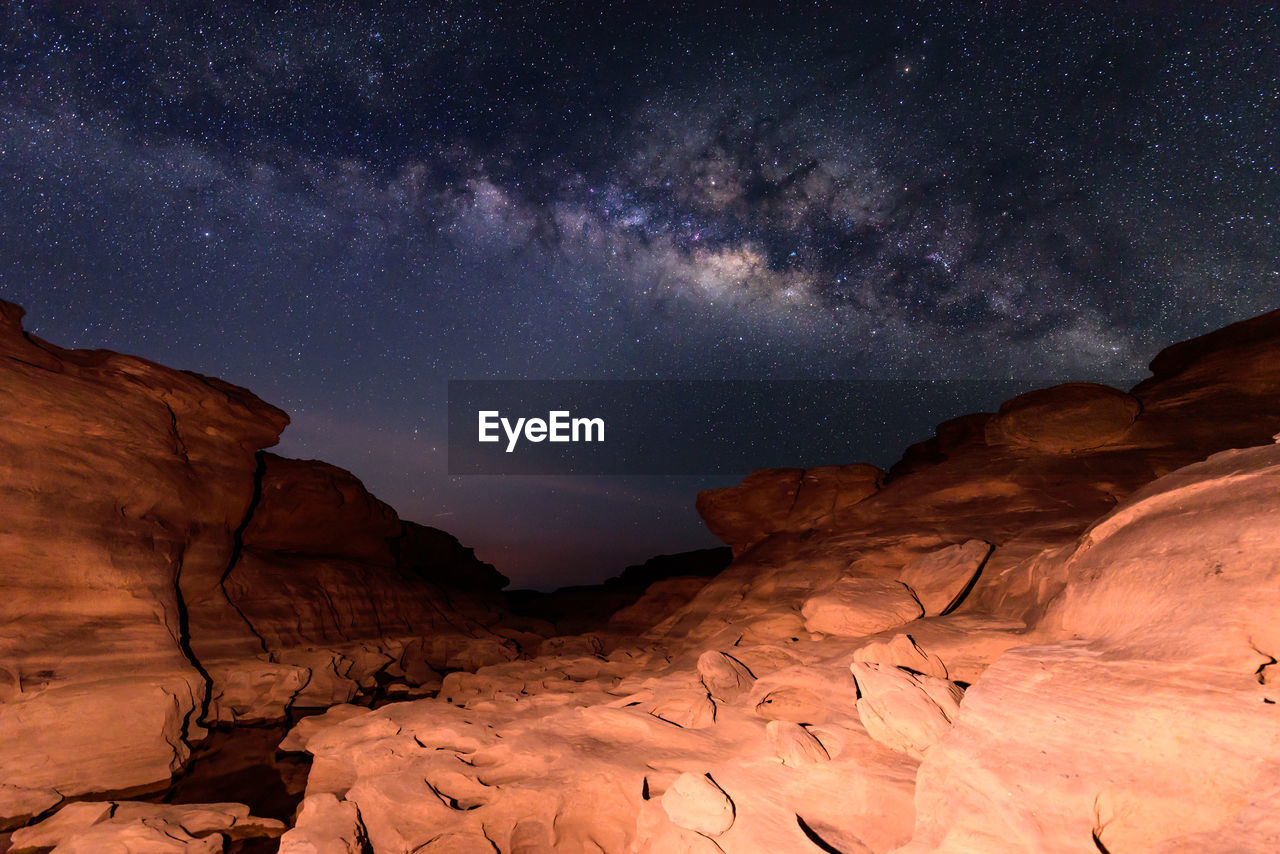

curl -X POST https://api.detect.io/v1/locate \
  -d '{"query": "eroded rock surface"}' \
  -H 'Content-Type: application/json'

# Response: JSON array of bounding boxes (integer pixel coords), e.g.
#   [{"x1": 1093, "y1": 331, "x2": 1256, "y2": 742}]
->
[
  {"x1": 696, "y1": 464, "x2": 883, "y2": 554},
  {"x1": 10, "y1": 799, "x2": 284, "y2": 853},
  {"x1": 0, "y1": 300, "x2": 519, "y2": 824},
  {"x1": 272, "y1": 308, "x2": 1280, "y2": 854},
  {"x1": 6, "y1": 302, "x2": 1280, "y2": 851}
]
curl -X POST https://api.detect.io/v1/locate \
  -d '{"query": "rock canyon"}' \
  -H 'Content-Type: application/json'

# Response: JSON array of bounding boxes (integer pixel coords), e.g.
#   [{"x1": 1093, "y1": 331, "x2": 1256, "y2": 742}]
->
[{"x1": 2, "y1": 298, "x2": 1279, "y2": 853}]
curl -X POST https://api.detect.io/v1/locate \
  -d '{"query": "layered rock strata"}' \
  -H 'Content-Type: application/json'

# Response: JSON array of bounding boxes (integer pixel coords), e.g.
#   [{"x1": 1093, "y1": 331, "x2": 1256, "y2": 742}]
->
[{"x1": 0, "y1": 300, "x2": 515, "y2": 826}]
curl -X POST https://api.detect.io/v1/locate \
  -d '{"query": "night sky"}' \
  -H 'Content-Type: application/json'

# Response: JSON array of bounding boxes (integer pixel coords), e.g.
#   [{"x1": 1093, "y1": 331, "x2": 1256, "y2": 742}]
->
[{"x1": 1, "y1": 2, "x2": 1276, "y2": 587}]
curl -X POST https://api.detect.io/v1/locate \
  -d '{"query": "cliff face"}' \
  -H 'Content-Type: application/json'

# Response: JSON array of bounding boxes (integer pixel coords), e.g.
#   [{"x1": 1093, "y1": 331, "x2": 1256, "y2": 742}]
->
[
  {"x1": 0, "y1": 301, "x2": 513, "y2": 826},
  {"x1": 207, "y1": 453, "x2": 519, "y2": 722},
  {"x1": 252, "y1": 309, "x2": 1280, "y2": 854}
]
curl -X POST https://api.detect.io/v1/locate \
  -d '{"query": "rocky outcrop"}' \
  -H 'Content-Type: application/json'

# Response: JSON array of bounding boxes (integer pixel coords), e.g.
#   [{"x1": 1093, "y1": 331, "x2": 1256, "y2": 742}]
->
[
  {"x1": 266, "y1": 308, "x2": 1280, "y2": 853},
  {"x1": 897, "y1": 539, "x2": 991, "y2": 616},
  {"x1": 0, "y1": 301, "x2": 287, "y2": 823},
  {"x1": 208, "y1": 453, "x2": 518, "y2": 722},
  {"x1": 6, "y1": 303, "x2": 1280, "y2": 851},
  {"x1": 9, "y1": 800, "x2": 285, "y2": 852},
  {"x1": 899, "y1": 443, "x2": 1280, "y2": 853},
  {"x1": 696, "y1": 464, "x2": 883, "y2": 554},
  {"x1": 0, "y1": 300, "x2": 518, "y2": 825},
  {"x1": 983, "y1": 382, "x2": 1142, "y2": 452}
]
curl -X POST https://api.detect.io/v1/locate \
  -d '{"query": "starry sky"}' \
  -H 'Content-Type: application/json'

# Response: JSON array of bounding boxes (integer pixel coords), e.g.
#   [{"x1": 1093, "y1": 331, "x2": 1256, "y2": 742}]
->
[{"x1": 1, "y1": 2, "x2": 1276, "y2": 587}]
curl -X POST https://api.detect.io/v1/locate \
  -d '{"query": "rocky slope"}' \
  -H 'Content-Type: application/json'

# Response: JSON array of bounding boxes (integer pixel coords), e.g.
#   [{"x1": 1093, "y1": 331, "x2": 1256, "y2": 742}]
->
[
  {"x1": 255, "y1": 308, "x2": 1280, "y2": 853},
  {"x1": 0, "y1": 300, "x2": 518, "y2": 828}
]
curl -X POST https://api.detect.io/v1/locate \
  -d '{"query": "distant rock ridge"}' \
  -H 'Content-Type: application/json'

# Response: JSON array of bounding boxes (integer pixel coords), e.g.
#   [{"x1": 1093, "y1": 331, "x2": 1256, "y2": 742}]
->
[{"x1": 504, "y1": 547, "x2": 731, "y2": 637}]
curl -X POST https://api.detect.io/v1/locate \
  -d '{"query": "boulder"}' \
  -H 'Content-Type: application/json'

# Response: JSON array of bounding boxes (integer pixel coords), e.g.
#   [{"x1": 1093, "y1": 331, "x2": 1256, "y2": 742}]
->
[
  {"x1": 849, "y1": 662, "x2": 964, "y2": 759},
  {"x1": 661, "y1": 773, "x2": 735, "y2": 837},
  {"x1": 984, "y1": 382, "x2": 1141, "y2": 452},
  {"x1": 801, "y1": 577, "x2": 923, "y2": 637},
  {"x1": 697, "y1": 464, "x2": 882, "y2": 553},
  {"x1": 851, "y1": 633, "x2": 949, "y2": 679},
  {"x1": 696, "y1": 651, "x2": 756, "y2": 702},
  {"x1": 765, "y1": 721, "x2": 831, "y2": 766}
]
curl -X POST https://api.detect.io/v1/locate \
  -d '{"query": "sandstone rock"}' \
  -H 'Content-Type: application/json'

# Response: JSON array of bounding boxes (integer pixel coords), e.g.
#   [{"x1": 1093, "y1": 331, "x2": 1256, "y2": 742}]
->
[
  {"x1": 111, "y1": 802, "x2": 285, "y2": 839},
  {"x1": 509, "y1": 548, "x2": 729, "y2": 639},
  {"x1": 661, "y1": 773, "x2": 735, "y2": 837},
  {"x1": 748, "y1": 666, "x2": 861, "y2": 725},
  {"x1": 277, "y1": 792, "x2": 369, "y2": 854},
  {"x1": 851, "y1": 633, "x2": 948, "y2": 679},
  {"x1": 279, "y1": 704, "x2": 370, "y2": 752},
  {"x1": 697, "y1": 464, "x2": 882, "y2": 553},
  {"x1": 801, "y1": 577, "x2": 923, "y2": 637},
  {"x1": 899, "y1": 445, "x2": 1280, "y2": 853},
  {"x1": 13, "y1": 800, "x2": 283, "y2": 853},
  {"x1": 609, "y1": 576, "x2": 719, "y2": 635},
  {"x1": 204, "y1": 658, "x2": 310, "y2": 724},
  {"x1": 1133, "y1": 306, "x2": 1280, "y2": 396},
  {"x1": 887, "y1": 412, "x2": 994, "y2": 479},
  {"x1": 0, "y1": 301, "x2": 517, "y2": 820},
  {"x1": 984, "y1": 382, "x2": 1141, "y2": 452},
  {"x1": 241, "y1": 454, "x2": 400, "y2": 563},
  {"x1": 696, "y1": 469, "x2": 805, "y2": 554},
  {"x1": 0, "y1": 785, "x2": 61, "y2": 832},
  {"x1": 850, "y1": 662, "x2": 964, "y2": 759},
  {"x1": 276, "y1": 649, "x2": 362, "y2": 708},
  {"x1": 649, "y1": 688, "x2": 718, "y2": 729},
  {"x1": 696, "y1": 651, "x2": 756, "y2": 702},
  {"x1": 9, "y1": 801, "x2": 114, "y2": 851},
  {"x1": 0, "y1": 680, "x2": 204, "y2": 817},
  {"x1": 765, "y1": 721, "x2": 830, "y2": 766},
  {"x1": 536, "y1": 634, "x2": 603, "y2": 658},
  {"x1": 0, "y1": 301, "x2": 286, "y2": 809},
  {"x1": 897, "y1": 539, "x2": 992, "y2": 616},
  {"x1": 397, "y1": 521, "x2": 509, "y2": 592},
  {"x1": 48, "y1": 818, "x2": 222, "y2": 853},
  {"x1": 414, "y1": 831, "x2": 503, "y2": 852},
  {"x1": 396, "y1": 638, "x2": 445, "y2": 687},
  {"x1": 272, "y1": 310, "x2": 1280, "y2": 854},
  {"x1": 8, "y1": 299, "x2": 1280, "y2": 854},
  {"x1": 508, "y1": 819, "x2": 555, "y2": 854}
]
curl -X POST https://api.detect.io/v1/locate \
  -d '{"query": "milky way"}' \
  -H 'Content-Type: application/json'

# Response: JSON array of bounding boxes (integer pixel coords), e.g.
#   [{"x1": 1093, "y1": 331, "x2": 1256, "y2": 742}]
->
[{"x1": 1, "y1": 3, "x2": 1276, "y2": 585}]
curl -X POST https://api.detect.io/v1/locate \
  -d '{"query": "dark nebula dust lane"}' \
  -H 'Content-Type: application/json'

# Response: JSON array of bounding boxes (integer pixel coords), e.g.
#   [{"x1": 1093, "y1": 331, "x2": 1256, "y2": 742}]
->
[{"x1": 1, "y1": 2, "x2": 1276, "y2": 585}]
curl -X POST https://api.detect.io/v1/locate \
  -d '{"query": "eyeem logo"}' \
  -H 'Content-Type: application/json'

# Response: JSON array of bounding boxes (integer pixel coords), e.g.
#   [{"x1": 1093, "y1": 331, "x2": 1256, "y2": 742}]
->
[{"x1": 478, "y1": 410, "x2": 605, "y2": 453}]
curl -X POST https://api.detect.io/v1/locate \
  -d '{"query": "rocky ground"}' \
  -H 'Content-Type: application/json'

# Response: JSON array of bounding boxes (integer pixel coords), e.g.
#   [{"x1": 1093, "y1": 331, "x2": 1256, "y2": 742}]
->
[{"x1": 2, "y1": 301, "x2": 1279, "y2": 852}]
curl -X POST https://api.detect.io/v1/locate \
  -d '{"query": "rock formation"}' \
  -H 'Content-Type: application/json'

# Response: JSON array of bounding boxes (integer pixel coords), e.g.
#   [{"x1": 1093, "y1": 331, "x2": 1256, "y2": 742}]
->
[
  {"x1": 0, "y1": 300, "x2": 518, "y2": 828},
  {"x1": 261, "y1": 308, "x2": 1279, "y2": 854},
  {"x1": 3, "y1": 303, "x2": 1280, "y2": 852}
]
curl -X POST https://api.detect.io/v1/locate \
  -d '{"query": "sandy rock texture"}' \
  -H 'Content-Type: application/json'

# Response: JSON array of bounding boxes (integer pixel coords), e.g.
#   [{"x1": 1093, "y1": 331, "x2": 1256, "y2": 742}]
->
[
  {"x1": 0, "y1": 300, "x2": 520, "y2": 826},
  {"x1": 4, "y1": 301, "x2": 1280, "y2": 851},
  {"x1": 9, "y1": 799, "x2": 284, "y2": 852},
  {"x1": 272, "y1": 309, "x2": 1280, "y2": 853}
]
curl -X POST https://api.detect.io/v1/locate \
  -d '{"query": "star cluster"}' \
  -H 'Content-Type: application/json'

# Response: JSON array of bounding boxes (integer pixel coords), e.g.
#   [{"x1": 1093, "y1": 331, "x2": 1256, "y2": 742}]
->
[{"x1": 1, "y1": 2, "x2": 1276, "y2": 585}]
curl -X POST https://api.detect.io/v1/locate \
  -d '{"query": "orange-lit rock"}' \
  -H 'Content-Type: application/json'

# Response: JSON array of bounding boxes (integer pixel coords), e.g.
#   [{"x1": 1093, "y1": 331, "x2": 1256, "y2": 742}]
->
[
  {"x1": 5, "y1": 302, "x2": 1280, "y2": 851},
  {"x1": 0, "y1": 300, "x2": 518, "y2": 824}
]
